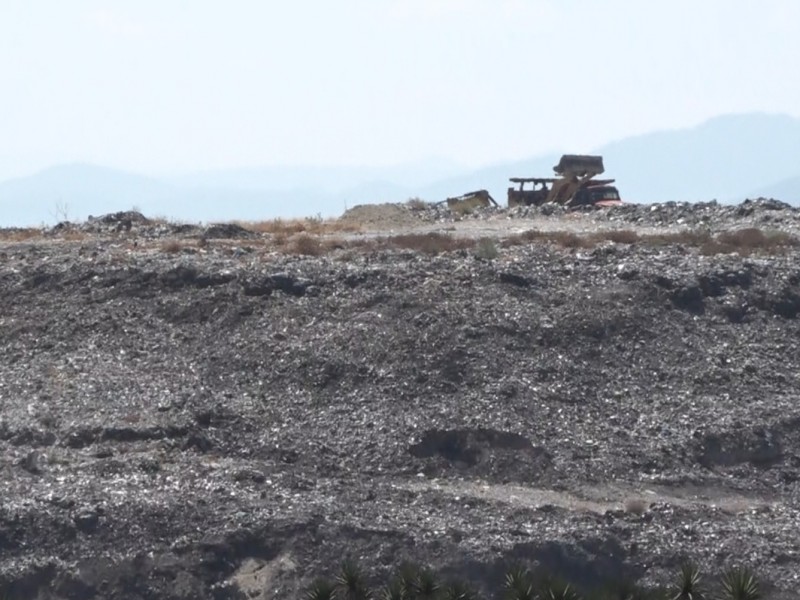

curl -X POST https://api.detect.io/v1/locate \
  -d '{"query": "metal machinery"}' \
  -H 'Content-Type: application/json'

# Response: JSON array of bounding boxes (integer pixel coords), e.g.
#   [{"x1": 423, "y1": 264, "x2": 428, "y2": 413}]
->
[{"x1": 507, "y1": 155, "x2": 623, "y2": 208}]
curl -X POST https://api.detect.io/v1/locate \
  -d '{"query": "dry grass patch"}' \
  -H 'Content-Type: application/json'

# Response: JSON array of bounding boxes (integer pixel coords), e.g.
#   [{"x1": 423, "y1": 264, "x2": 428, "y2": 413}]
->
[
  {"x1": 695, "y1": 228, "x2": 798, "y2": 256},
  {"x1": 599, "y1": 229, "x2": 639, "y2": 244},
  {"x1": 639, "y1": 230, "x2": 713, "y2": 246},
  {"x1": 0, "y1": 228, "x2": 43, "y2": 241},
  {"x1": 387, "y1": 232, "x2": 475, "y2": 254},
  {"x1": 497, "y1": 227, "x2": 800, "y2": 256},
  {"x1": 58, "y1": 230, "x2": 87, "y2": 241},
  {"x1": 502, "y1": 229, "x2": 595, "y2": 249},
  {"x1": 717, "y1": 227, "x2": 798, "y2": 249},
  {"x1": 238, "y1": 217, "x2": 361, "y2": 236}
]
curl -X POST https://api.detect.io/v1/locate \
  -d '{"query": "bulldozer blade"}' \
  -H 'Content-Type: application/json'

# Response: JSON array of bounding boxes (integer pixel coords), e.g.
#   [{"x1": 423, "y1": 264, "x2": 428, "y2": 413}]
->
[{"x1": 553, "y1": 155, "x2": 605, "y2": 178}]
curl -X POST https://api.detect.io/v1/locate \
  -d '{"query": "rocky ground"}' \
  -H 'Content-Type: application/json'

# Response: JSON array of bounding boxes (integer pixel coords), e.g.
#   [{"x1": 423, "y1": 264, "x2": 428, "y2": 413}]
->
[{"x1": 2, "y1": 200, "x2": 800, "y2": 599}]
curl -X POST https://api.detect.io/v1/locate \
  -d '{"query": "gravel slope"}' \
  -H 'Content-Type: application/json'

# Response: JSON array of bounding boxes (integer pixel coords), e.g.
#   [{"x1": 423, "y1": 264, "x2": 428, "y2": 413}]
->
[{"x1": 1, "y1": 202, "x2": 800, "y2": 598}]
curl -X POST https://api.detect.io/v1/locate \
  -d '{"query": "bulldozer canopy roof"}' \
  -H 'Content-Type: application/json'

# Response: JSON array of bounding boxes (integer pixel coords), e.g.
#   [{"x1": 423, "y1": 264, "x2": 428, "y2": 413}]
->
[{"x1": 509, "y1": 177, "x2": 559, "y2": 184}]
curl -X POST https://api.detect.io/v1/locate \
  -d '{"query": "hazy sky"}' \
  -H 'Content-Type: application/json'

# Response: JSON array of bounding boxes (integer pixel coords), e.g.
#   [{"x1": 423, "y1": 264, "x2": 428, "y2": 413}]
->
[{"x1": 2, "y1": 0, "x2": 799, "y2": 180}]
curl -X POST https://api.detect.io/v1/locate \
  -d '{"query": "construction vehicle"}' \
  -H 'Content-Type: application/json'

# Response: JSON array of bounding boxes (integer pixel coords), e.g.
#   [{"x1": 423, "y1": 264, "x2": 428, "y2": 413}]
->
[
  {"x1": 442, "y1": 189, "x2": 499, "y2": 212},
  {"x1": 507, "y1": 154, "x2": 623, "y2": 208}
]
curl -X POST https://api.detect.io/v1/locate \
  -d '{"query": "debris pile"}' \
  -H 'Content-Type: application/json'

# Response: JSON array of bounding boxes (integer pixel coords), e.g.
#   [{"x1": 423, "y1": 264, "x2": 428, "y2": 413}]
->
[{"x1": 1, "y1": 205, "x2": 799, "y2": 599}]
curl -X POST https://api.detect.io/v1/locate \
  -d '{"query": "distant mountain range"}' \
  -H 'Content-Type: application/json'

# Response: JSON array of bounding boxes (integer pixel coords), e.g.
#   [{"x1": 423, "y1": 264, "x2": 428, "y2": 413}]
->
[{"x1": 1, "y1": 112, "x2": 799, "y2": 227}]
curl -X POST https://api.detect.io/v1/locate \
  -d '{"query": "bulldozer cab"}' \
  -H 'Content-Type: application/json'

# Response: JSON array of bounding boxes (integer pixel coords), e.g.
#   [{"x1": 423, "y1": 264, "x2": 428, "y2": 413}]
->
[{"x1": 507, "y1": 178, "x2": 556, "y2": 207}]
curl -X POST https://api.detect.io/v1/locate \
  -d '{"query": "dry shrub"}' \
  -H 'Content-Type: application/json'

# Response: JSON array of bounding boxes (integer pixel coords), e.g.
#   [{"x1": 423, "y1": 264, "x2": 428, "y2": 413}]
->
[
  {"x1": 320, "y1": 237, "x2": 349, "y2": 252},
  {"x1": 334, "y1": 250, "x2": 358, "y2": 263},
  {"x1": 474, "y1": 237, "x2": 499, "y2": 260},
  {"x1": 624, "y1": 497, "x2": 649, "y2": 516},
  {"x1": 717, "y1": 228, "x2": 767, "y2": 248},
  {"x1": 289, "y1": 234, "x2": 323, "y2": 256},
  {"x1": 161, "y1": 240, "x2": 183, "y2": 254},
  {"x1": 694, "y1": 228, "x2": 798, "y2": 256},
  {"x1": 551, "y1": 231, "x2": 593, "y2": 248},
  {"x1": 271, "y1": 232, "x2": 290, "y2": 249},
  {"x1": 406, "y1": 197, "x2": 428, "y2": 211},
  {"x1": 248, "y1": 218, "x2": 307, "y2": 235},
  {"x1": 501, "y1": 231, "x2": 538, "y2": 247},
  {"x1": 388, "y1": 232, "x2": 475, "y2": 254},
  {"x1": 717, "y1": 227, "x2": 798, "y2": 250},
  {"x1": 449, "y1": 199, "x2": 481, "y2": 216},
  {"x1": 765, "y1": 230, "x2": 799, "y2": 247}
]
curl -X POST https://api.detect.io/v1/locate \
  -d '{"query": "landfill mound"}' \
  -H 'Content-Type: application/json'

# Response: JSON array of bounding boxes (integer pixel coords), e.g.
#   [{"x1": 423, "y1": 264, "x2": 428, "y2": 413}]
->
[{"x1": 1, "y1": 203, "x2": 800, "y2": 599}]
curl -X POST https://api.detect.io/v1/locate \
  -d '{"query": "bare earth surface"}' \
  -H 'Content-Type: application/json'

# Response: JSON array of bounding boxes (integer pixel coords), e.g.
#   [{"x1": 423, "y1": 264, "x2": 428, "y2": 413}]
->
[{"x1": 2, "y1": 199, "x2": 800, "y2": 599}]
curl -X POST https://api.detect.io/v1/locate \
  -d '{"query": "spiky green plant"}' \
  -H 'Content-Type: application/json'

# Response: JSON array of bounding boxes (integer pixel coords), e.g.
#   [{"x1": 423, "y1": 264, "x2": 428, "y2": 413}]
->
[
  {"x1": 540, "y1": 580, "x2": 582, "y2": 600},
  {"x1": 597, "y1": 579, "x2": 651, "y2": 600},
  {"x1": 719, "y1": 568, "x2": 760, "y2": 600},
  {"x1": 336, "y1": 559, "x2": 371, "y2": 600},
  {"x1": 532, "y1": 571, "x2": 583, "y2": 600},
  {"x1": 397, "y1": 562, "x2": 422, "y2": 599},
  {"x1": 671, "y1": 563, "x2": 705, "y2": 600},
  {"x1": 412, "y1": 567, "x2": 441, "y2": 600},
  {"x1": 307, "y1": 578, "x2": 337, "y2": 600},
  {"x1": 380, "y1": 579, "x2": 406, "y2": 600},
  {"x1": 504, "y1": 566, "x2": 535, "y2": 600},
  {"x1": 441, "y1": 581, "x2": 481, "y2": 600}
]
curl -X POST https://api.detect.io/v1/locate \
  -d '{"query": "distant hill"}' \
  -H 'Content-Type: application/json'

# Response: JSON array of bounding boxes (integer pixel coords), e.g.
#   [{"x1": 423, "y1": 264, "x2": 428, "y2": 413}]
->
[
  {"x1": 598, "y1": 113, "x2": 800, "y2": 203},
  {"x1": 0, "y1": 162, "x2": 461, "y2": 226},
  {"x1": 747, "y1": 174, "x2": 800, "y2": 204},
  {"x1": 419, "y1": 113, "x2": 800, "y2": 205},
  {"x1": 1, "y1": 113, "x2": 799, "y2": 226},
  {"x1": 0, "y1": 164, "x2": 174, "y2": 226}
]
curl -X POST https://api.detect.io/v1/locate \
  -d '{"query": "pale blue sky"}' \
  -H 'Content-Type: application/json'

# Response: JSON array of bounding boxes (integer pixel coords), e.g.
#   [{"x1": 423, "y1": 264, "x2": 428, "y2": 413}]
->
[{"x1": 2, "y1": 0, "x2": 798, "y2": 180}]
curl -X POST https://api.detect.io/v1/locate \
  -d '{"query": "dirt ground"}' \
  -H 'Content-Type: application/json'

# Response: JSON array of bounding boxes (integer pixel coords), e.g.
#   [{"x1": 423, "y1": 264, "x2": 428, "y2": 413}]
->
[{"x1": 2, "y1": 199, "x2": 800, "y2": 599}]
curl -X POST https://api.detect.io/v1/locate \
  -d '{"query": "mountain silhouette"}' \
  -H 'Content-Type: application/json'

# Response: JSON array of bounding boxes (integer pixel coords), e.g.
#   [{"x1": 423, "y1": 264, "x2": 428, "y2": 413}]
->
[{"x1": 1, "y1": 113, "x2": 798, "y2": 227}]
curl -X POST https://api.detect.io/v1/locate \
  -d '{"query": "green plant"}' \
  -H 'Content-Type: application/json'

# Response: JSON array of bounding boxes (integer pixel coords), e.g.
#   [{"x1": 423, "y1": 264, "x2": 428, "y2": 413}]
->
[
  {"x1": 336, "y1": 559, "x2": 371, "y2": 600},
  {"x1": 397, "y1": 562, "x2": 422, "y2": 596},
  {"x1": 379, "y1": 579, "x2": 406, "y2": 600},
  {"x1": 542, "y1": 583, "x2": 582, "y2": 600},
  {"x1": 719, "y1": 568, "x2": 760, "y2": 600},
  {"x1": 598, "y1": 579, "x2": 650, "y2": 600},
  {"x1": 536, "y1": 573, "x2": 582, "y2": 600},
  {"x1": 307, "y1": 578, "x2": 337, "y2": 600},
  {"x1": 504, "y1": 566, "x2": 535, "y2": 600},
  {"x1": 441, "y1": 580, "x2": 481, "y2": 600},
  {"x1": 671, "y1": 563, "x2": 705, "y2": 600},
  {"x1": 413, "y1": 568, "x2": 441, "y2": 599}
]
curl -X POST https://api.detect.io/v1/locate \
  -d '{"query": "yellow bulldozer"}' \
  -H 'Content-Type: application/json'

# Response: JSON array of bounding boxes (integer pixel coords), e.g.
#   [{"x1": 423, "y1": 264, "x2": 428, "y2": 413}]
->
[{"x1": 507, "y1": 154, "x2": 623, "y2": 208}]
